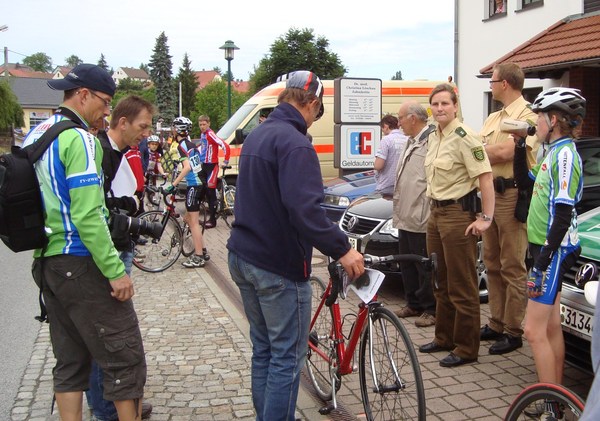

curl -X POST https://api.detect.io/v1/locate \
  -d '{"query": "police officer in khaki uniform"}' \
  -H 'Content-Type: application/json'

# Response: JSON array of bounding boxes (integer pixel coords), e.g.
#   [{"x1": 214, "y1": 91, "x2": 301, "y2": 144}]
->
[
  {"x1": 479, "y1": 62, "x2": 538, "y2": 355},
  {"x1": 418, "y1": 83, "x2": 495, "y2": 367}
]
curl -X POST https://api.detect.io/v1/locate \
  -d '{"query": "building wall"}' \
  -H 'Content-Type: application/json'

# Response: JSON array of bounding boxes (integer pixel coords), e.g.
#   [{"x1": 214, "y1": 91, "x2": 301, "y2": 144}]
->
[
  {"x1": 456, "y1": 0, "x2": 582, "y2": 129},
  {"x1": 570, "y1": 67, "x2": 600, "y2": 136}
]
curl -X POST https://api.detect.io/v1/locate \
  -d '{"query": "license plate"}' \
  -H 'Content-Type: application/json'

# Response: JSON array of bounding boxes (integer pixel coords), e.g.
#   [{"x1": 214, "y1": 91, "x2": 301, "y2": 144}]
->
[
  {"x1": 348, "y1": 236, "x2": 359, "y2": 250},
  {"x1": 560, "y1": 303, "x2": 593, "y2": 338}
]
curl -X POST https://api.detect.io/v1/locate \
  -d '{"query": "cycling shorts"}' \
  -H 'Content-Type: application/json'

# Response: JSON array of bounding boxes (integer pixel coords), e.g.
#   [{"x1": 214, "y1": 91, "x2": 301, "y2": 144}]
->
[
  {"x1": 185, "y1": 185, "x2": 203, "y2": 212},
  {"x1": 529, "y1": 243, "x2": 581, "y2": 305}
]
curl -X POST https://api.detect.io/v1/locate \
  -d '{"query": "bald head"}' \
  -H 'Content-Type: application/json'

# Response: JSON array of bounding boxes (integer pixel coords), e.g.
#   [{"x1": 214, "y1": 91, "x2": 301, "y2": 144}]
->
[{"x1": 398, "y1": 101, "x2": 428, "y2": 138}]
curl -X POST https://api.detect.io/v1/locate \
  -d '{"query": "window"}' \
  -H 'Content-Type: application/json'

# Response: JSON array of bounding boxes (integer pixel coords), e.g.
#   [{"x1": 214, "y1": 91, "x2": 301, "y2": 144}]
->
[
  {"x1": 517, "y1": 0, "x2": 543, "y2": 11},
  {"x1": 485, "y1": 0, "x2": 506, "y2": 19},
  {"x1": 485, "y1": 87, "x2": 542, "y2": 117},
  {"x1": 585, "y1": 0, "x2": 600, "y2": 14}
]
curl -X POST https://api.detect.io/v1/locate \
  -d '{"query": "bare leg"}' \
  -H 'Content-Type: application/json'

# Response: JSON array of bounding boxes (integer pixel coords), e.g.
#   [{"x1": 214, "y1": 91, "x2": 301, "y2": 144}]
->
[
  {"x1": 185, "y1": 211, "x2": 204, "y2": 254},
  {"x1": 114, "y1": 399, "x2": 142, "y2": 421},
  {"x1": 524, "y1": 299, "x2": 561, "y2": 383},
  {"x1": 55, "y1": 391, "x2": 83, "y2": 421}
]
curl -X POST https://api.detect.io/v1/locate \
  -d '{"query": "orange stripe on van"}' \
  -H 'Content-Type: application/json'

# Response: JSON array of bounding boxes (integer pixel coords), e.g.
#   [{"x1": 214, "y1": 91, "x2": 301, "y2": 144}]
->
[
  {"x1": 221, "y1": 144, "x2": 333, "y2": 157},
  {"x1": 381, "y1": 87, "x2": 435, "y2": 96}
]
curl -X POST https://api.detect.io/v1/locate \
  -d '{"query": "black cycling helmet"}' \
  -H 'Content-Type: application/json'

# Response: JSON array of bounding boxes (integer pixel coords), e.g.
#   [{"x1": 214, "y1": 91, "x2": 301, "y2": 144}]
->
[
  {"x1": 172, "y1": 116, "x2": 192, "y2": 135},
  {"x1": 531, "y1": 87, "x2": 586, "y2": 119}
]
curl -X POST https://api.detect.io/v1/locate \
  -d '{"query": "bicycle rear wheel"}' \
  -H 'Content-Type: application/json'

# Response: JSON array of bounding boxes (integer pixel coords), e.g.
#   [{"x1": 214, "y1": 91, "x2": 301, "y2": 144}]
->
[
  {"x1": 305, "y1": 276, "x2": 338, "y2": 401},
  {"x1": 133, "y1": 211, "x2": 182, "y2": 273},
  {"x1": 504, "y1": 382, "x2": 585, "y2": 421},
  {"x1": 359, "y1": 306, "x2": 425, "y2": 421},
  {"x1": 222, "y1": 186, "x2": 236, "y2": 228}
]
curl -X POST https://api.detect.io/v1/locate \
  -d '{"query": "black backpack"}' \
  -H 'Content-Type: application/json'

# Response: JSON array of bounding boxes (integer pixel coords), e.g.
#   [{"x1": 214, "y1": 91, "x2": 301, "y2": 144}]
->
[{"x1": 0, "y1": 120, "x2": 78, "y2": 252}]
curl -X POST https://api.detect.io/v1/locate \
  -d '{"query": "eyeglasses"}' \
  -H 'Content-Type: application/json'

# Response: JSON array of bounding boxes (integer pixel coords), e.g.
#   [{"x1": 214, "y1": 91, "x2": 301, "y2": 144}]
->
[
  {"x1": 89, "y1": 90, "x2": 112, "y2": 109},
  {"x1": 489, "y1": 79, "x2": 504, "y2": 85}
]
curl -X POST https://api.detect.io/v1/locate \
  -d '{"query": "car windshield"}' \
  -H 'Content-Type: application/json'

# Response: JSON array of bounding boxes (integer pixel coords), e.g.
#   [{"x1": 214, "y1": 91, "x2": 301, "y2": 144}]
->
[{"x1": 216, "y1": 103, "x2": 258, "y2": 140}]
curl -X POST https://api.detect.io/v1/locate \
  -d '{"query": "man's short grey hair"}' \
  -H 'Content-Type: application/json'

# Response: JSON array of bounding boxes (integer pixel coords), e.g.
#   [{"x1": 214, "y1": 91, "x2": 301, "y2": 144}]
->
[{"x1": 407, "y1": 102, "x2": 429, "y2": 122}]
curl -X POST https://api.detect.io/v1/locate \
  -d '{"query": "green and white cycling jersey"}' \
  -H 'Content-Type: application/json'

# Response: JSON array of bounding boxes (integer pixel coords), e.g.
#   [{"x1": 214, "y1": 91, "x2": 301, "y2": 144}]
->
[
  {"x1": 23, "y1": 111, "x2": 125, "y2": 281},
  {"x1": 527, "y1": 137, "x2": 583, "y2": 248}
]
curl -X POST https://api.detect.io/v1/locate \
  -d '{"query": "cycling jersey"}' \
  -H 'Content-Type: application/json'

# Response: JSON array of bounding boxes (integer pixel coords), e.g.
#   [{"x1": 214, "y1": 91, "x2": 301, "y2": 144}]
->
[
  {"x1": 22, "y1": 110, "x2": 125, "y2": 281},
  {"x1": 177, "y1": 138, "x2": 202, "y2": 187},
  {"x1": 147, "y1": 151, "x2": 162, "y2": 174},
  {"x1": 199, "y1": 128, "x2": 230, "y2": 164},
  {"x1": 527, "y1": 137, "x2": 582, "y2": 248}
]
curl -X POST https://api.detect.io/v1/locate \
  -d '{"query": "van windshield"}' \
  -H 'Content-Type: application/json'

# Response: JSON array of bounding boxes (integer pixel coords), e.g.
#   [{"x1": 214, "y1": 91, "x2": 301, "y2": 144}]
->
[{"x1": 217, "y1": 103, "x2": 258, "y2": 140}]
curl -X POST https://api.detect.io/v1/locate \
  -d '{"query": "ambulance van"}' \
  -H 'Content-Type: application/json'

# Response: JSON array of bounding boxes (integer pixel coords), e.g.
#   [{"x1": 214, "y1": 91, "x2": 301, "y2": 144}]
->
[{"x1": 216, "y1": 79, "x2": 447, "y2": 184}]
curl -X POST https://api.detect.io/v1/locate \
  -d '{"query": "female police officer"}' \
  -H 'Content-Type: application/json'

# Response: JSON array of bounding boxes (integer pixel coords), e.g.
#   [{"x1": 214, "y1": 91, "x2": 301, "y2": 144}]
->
[{"x1": 418, "y1": 83, "x2": 495, "y2": 367}]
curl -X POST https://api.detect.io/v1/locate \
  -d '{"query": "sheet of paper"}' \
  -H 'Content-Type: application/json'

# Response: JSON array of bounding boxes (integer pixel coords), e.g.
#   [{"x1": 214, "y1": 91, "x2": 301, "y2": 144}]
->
[
  {"x1": 349, "y1": 268, "x2": 386, "y2": 304},
  {"x1": 111, "y1": 159, "x2": 137, "y2": 197}
]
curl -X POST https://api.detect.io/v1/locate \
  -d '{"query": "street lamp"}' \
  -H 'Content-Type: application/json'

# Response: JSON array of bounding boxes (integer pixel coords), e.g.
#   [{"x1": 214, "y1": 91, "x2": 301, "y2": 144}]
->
[{"x1": 219, "y1": 40, "x2": 239, "y2": 119}]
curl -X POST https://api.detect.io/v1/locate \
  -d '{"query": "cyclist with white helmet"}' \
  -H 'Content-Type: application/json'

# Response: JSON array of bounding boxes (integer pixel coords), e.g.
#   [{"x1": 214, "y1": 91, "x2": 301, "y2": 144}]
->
[
  {"x1": 146, "y1": 134, "x2": 166, "y2": 178},
  {"x1": 168, "y1": 117, "x2": 209, "y2": 268},
  {"x1": 513, "y1": 87, "x2": 585, "y2": 418}
]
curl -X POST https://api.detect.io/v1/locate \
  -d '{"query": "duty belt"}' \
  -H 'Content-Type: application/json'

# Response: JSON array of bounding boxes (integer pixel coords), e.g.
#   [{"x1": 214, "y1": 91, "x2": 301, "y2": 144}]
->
[
  {"x1": 494, "y1": 177, "x2": 517, "y2": 193},
  {"x1": 431, "y1": 198, "x2": 459, "y2": 208}
]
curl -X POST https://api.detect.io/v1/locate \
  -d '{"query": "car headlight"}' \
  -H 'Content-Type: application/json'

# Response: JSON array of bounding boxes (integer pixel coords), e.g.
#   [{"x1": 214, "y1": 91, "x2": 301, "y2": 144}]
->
[
  {"x1": 379, "y1": 219, "x2": 399, "y2": 238},
  {"x1": 324, "y1": 194, "x2": 350, "y2": 207}
]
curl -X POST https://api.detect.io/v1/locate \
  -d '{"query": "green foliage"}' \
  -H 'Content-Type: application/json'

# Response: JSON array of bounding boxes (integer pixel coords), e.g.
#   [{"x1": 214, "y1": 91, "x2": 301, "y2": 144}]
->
[
  {"x1": 97, "y1": 53, "x2": 109, "y2": 71},
  {"x1": 22, "y1": 52, "x2": 52, "y2": 72},
  {"x1": 175, "y1": 53, "x2": 199, "y2": 118},
  {"x1": 249, "y1": 28, "x2": 346, "y2": 93},
  {"x1": 0, "y1": 81, "x2": 25, "y2": 129},
  {"x1": 118, "y1": 78, "x2": 145, "y2": 91},
  {"x1": 113, "y1": 86, "x2": 156, "y2": 111},
  {"x1": 391, "y1": 71, "x2": 403, "y2": 80},
  {"x1": 149, "y1": 32, "x2": 176, "y2": 123},
  {"x1": 65, "y1": 55, "x2": 82, "y2": 68},
  {"x1": 190, "y1": 80, "x2": 247, "y2": 136},
  {"x1": 140, "y1": 63, "x2": 149, "y2": 74}
]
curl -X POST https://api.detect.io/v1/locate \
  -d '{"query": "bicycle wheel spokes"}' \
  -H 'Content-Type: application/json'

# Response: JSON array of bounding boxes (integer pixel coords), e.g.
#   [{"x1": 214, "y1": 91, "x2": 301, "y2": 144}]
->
[
  {"x1": 133, "y1": 211, "x2": 182, "y2": 273},
  {"x1": 305, "y1": 276, "x2": 336, "y2": 401},
  {"x1": 504, "y1": 382, "x2": 585, "y2": 421},
  {"x1": 181, "y1": 223, "x2": 195, "y2": 257},
  {"x1": 359, "y1": 307, "x2": 425, "y2": 421}
]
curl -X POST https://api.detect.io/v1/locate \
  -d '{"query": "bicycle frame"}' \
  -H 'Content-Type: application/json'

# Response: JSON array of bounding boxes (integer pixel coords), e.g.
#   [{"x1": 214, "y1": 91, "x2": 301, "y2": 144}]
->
[{"x1": 309, "y1": 282, "x2": 371, "y2": 377}]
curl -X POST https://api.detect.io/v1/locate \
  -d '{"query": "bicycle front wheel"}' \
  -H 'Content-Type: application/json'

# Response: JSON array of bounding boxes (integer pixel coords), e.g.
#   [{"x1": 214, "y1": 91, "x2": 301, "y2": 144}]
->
[
  {"x1": 133, "y1": 211, "x2": 182, "y2": 273},
  {"x1": 305, "y1": 276, "x2": 337, "y2": 401},
  {"x1": 221, "y1": 186, "x2": 235, "y2": 228},
  {"x1": 359, "y1": 306, "x2": 425, "y2": 421},
  {"x1": 504, "y1": 382, "x2": 585, "y2": 421},
  {"x1": 181, "y1": 222, "x2": 194, "y2": 257}
]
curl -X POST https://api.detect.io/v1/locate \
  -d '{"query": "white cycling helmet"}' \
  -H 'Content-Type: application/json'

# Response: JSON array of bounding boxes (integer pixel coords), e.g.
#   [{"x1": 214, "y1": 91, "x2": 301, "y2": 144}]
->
[
  {"x1": 147, "y1": 135, "x2": 160, "y2": 144},
  {"x1": 172, "y1": 116, "x2": 192, "y2": 135},
  {"x1": 531, "y1": 87, "x2": 586, "y2": 119}
]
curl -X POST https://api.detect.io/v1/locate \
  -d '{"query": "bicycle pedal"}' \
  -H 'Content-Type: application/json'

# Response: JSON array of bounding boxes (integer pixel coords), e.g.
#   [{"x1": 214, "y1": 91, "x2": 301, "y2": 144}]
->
[{"x1": 318, "y1": 404, "x2": 335, "y2": 415}]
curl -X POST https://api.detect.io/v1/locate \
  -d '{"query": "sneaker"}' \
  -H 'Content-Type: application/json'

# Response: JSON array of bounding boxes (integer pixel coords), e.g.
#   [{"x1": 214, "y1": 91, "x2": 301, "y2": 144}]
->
[
  {"x1": 134, "y1": 248, "x2": 146, "y2": 259},
  {"x1": 539, "y1": 400, "x2": 564, "y2": 421},
  {"x1": 395, "y1": 306, "x2": 420, "y2": 318},
  {"x1": 202, "y1": 248, "x2": 211, "y2": 262},
  {"x1": 205, "y1": 220, "x2": 217, "y2": 229},
  {"x1": 182, "y1": 254, "x2": 205, "y2": 268},
  {"x1": 415, "y1": 312, "x2": 436, "y2": 327},
  {"x1": 141, "y1": 402, "x2": 153, "y2": 419}
]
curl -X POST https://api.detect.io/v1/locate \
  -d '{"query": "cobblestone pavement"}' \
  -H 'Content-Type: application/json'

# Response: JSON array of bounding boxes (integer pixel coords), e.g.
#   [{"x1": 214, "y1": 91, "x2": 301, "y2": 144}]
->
[{"x1": 10, "y1": 221, "x2": 594, "y2": 420}]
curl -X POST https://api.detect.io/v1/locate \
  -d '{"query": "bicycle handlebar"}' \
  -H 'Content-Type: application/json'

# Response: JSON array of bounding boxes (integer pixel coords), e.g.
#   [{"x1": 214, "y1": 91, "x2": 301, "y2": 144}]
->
[{"x1": 325, "y1": 253, "x2": 438, "y2": 307}]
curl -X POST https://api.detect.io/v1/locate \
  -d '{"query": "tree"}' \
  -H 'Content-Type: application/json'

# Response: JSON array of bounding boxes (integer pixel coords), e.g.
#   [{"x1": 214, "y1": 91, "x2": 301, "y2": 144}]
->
[
  {"x1": 65, "y1": 55, "x2": 82, "y2": 68},
  {"x1": 149, "y1": 32, "x2": 176, "y2": 123},
  {"x1": 175, "y1": 53, "x2": 199, "y2": 118},
  {"x1": 140, "y1": 63, "x2": 149, "y2": 75},
  {"x1": 249, "y1": 28, "x2": 346, "y2": 93},
  {"x1": 97, "y1": 54, "x2": 109, "y2": 71},
  {"x1": 23, "y1": 52, "x2": 52, "y2": 72},
  {"x1": 0, "y1": 81, "x2": 24, "y2": 129},
  {"x1": 391, "y1": 71, "x2": 403, "y2": 80},
  {"x1": 191, "y1": 80, "x2": 247, "y2": 136}
]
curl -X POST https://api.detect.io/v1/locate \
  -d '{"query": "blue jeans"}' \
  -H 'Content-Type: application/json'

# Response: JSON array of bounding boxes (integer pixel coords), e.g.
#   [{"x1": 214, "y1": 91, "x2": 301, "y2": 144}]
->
[
  {"x1": 86, "y1": 249, "x2": 133, "y2": 420},
  {"x1": 86, "y1": 361, "x2": 118, "y2": 421},
  {"x1": 228, "y1": 252, "x2": 311, "y2": 421}
]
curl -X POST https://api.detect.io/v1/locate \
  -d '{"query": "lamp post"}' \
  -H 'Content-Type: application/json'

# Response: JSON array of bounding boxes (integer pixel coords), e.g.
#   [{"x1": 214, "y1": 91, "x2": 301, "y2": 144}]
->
[{"x1": 219, "y1": 40, "x2": 239, "y2": 119}]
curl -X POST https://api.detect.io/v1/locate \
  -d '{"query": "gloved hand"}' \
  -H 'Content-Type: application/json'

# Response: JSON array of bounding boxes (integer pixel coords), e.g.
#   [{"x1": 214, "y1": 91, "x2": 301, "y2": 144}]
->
[
  {"x1": 165, "y1": 185, "x2": 176, "y2": 195},
  {"x1": 527, "y1": 267, "x2": 546, "y2": 297}
]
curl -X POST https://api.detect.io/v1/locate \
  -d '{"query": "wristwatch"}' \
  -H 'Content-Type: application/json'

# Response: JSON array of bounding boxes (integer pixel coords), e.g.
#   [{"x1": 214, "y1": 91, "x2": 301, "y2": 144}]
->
[{"x1": 480, "y1": 214, "x2": 493, "y2": 222}]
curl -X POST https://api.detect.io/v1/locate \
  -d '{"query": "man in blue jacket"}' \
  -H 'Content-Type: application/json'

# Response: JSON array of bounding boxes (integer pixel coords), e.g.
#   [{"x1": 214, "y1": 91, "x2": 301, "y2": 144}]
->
[{"x1": 227, "y1": 70, "x2": 364, "y2": 421}]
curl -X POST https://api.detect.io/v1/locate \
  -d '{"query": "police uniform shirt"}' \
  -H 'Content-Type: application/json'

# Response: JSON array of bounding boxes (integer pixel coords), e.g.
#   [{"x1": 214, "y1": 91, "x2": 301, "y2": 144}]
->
[
  {"x1": 425, "y1": 118, "x2": 491, "y2": 201},
  {"x1": 480, "y1": 96, "x2": 538, "y2": 178}
]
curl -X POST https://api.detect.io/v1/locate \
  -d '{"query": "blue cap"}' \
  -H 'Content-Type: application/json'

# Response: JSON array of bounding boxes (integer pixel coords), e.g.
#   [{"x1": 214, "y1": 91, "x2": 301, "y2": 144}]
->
[{"x1": 48, "y1": 64, "x2": 116, "y2": 97}]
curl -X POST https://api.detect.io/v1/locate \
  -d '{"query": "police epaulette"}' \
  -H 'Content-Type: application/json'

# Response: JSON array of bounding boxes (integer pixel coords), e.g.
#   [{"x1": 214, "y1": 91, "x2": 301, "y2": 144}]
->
[{"x1": 455, "y1": 127, "x2": 467, "y2": 138}]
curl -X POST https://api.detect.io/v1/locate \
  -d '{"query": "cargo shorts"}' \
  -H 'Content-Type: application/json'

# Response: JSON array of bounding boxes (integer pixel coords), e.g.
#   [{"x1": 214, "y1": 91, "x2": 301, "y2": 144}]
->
[{"x1": 37, "y1": 255, "x2": 146, "y2": 401}]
